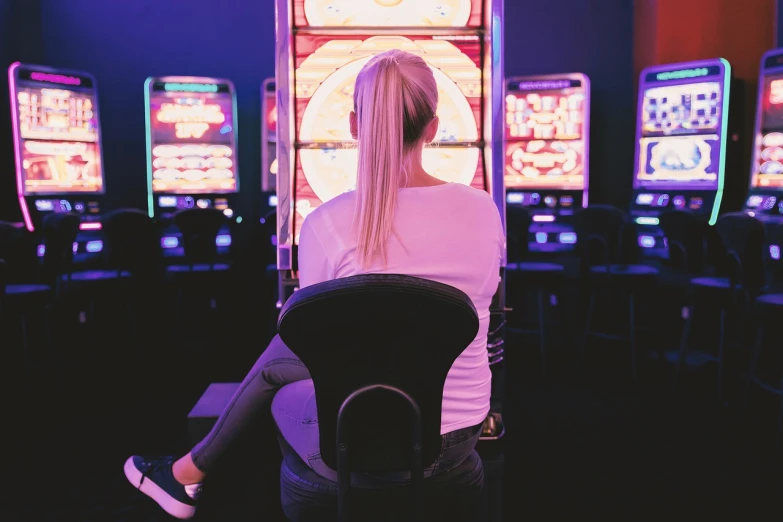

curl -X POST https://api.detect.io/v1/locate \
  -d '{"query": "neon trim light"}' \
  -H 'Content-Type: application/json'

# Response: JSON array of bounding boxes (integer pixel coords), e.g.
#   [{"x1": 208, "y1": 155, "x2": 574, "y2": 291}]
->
[
  {"x1": 710, "y1": 58, "x2": 731, "y2": 226},
  {"x1": 8, "y1": 63, "x2": 33, "y2": 231},
  {"x1": 164, "y1": 82, "x2": 218, "y2": 93},
  {"x1": 144, "y1": 78, "x2": 154, "y2": 216},
  {"x1": 635, "y1": 216, "x2": 660, "y2": 225},
  {"x1": 656, "y1": 68, "x2": 709, "y2": 81}
]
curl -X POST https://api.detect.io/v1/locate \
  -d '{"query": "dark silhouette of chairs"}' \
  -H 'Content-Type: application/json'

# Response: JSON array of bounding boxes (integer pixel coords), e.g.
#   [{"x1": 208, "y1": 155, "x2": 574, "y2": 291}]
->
[
  {"x1": 505, "y1": 205, "x2": 565, "y2": 374},
  {"x1": 746, "y1": 220, "x2": 783, "y2": 449},
  {"x1": 674, "y1": 213, "x2": 766, "y2": 402},
  {"x1": 274, "y1": 274, "x2": 485, "y2": 522},
  {"x1": 575, "y1": 205, "x2": 658, "y2": 382}
]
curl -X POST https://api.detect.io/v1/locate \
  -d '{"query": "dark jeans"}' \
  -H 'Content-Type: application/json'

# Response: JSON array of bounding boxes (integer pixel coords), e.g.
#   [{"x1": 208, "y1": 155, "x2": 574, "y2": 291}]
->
[{"x1": 192, "y1": 335, "x2": 481, "y2": 480}]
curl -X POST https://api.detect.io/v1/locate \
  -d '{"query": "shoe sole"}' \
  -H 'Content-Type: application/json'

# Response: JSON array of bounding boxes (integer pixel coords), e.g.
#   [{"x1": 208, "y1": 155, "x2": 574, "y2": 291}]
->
[{"x1": 123, "y1": 457, "x2": 197, "y2": 520}]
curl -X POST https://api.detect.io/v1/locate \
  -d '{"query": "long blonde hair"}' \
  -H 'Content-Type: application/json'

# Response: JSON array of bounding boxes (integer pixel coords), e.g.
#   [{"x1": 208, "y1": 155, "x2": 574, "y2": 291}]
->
[{"x1": 353, "y1": 49, "x2": 438, "y2": 267}]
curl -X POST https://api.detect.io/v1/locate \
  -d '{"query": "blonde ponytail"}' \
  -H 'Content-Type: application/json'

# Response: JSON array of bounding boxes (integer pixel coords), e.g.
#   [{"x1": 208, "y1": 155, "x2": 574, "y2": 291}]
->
[{"x1": 353, "y1": 50, "x2": 438, "y2": 267}]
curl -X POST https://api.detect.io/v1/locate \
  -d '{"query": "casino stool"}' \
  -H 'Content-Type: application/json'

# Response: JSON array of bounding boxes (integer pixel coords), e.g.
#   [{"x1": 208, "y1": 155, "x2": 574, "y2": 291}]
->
[
  {"x1": 574, "y1": 205, "x2": 659, "y2": 382},
  {"x1": 274, "y1": 274, "x2": 485, "y2": 522},
  {"x1": 673, "y1": 213, "x2": 766, "y2": 402},
  {"x1": 101, "y1": 208, "x2": 161, "y2": 339},
  {"x1": 505, "y1": 205, "x2": 565, "y2": 374},
  {"x1": 167, "y1": 208, "x2": 232, "y2": 335},
  {"x1": 658, "y1": 209, "x2": 709, "y2": 290}
]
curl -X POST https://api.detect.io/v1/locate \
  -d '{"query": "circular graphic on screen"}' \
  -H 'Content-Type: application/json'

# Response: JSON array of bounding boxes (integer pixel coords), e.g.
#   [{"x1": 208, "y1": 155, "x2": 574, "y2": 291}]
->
[
  {"x1": 299, "y1": 54, "x2": 478, "y2": 143},
  {"x1": 299, "y1": 147, "x2": 478, "y2": 203},
  {"x1": 303, "y1": 0, "x2": 473, "y2": 27}
]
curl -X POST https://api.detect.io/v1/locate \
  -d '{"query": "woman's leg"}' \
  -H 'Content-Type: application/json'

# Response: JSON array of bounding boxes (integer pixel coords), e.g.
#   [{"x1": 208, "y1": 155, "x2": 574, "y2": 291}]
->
[{"x1": 125, "y1": 335, "x2": 310, "y2": 520}]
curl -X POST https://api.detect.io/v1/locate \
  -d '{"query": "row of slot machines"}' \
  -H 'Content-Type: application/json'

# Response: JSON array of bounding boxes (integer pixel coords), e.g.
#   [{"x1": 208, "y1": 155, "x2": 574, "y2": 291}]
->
[
  {"x1": 261, "y1": 51, "x2": 783, "y2": 260},
  {"x1": 7, "y1": 64, "x2": 239, "y2": 261}
]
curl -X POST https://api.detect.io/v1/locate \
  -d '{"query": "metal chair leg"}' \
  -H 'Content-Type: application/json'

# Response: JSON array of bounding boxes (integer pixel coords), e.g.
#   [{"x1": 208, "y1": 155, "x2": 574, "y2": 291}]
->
[
  {"x1": 745, "y1": 325, "x2": 764, "y2": 410},
  {"x1": 537, "y1": 288, "x2": 546, "y2": 375},
  {"x1": 716, "y1": 308, "x2": 726, "y2": 403},
  {"x1": 580, "y1": 293, "x2": 596, "y2": 361},
  {"x1": 629, "y1": 294, "x2": 637, "y2": 383},
  {"x1": 673, "y1": 311, "x2": 693, "y2": 393}
]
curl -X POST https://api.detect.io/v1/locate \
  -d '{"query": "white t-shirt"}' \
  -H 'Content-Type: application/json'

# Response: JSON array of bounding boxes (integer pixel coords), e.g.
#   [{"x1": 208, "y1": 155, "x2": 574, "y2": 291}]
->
[{"x1": 298, "y1": 183, "x2": 504, "y2": 434}]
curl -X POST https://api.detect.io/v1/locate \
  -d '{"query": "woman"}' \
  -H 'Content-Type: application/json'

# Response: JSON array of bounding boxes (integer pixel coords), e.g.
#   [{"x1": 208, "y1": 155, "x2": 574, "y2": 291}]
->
[{"x1": 124, "y1": 49, "x2": 504, "y2": 520}]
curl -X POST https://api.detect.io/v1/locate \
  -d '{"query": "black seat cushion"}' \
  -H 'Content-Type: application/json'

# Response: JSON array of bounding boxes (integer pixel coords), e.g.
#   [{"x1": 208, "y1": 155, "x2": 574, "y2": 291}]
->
[{"x1": 280, "y1": 449, "x2": 483, "y2": 522}]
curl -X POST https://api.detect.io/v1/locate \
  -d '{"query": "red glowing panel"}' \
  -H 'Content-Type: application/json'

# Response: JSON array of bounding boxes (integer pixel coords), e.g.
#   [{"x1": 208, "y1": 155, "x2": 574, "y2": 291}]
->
[
  {"x1": 21, "y1": 141, "x2": 102, "y2": 194},
  {"x1": 265, "y1": 92, "x2": 277, "y2": 135},
  {"x1": 148, "y1": 90, "x2": 237, "y2": 194},
  {"x1": 293, "y1": 0, "x2": 482, "y2": 28},
  {"x1": 504, "y1": 140, "x2": 584, "y2": 190},
  {"x1": 15, "y1": 87, "x2": 103, "y2": 194}
]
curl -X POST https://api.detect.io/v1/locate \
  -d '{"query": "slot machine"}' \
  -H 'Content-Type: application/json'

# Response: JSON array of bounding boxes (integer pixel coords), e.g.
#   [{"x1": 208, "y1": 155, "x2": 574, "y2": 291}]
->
[
  {"x1": 261, "y1": 77, "x2": 278, "y2": 213},
  {"x1": 274, "y1": 0, "x2": 506, "y2": 438},
  {"x1": 8, "y1": 62, "x2": 107, "y2": 261},
  {"x1": 144, "y1": 76, "x2": 239, "y2": 257},
  {"x1": 504, "y1": 74, "x2": 590, "y2": 253},
  {"x1": 630, "y1": 59, "x2": 743, "y2": 258},
  {"x1": 744, "y1": 48, "x2": 783, "y2": 223}
]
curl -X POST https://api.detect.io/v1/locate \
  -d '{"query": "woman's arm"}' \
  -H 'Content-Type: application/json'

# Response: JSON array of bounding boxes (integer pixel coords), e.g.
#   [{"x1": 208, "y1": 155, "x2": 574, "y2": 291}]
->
[{"x1": 297, "y1": 217, "x2": 332, "y2": 288}]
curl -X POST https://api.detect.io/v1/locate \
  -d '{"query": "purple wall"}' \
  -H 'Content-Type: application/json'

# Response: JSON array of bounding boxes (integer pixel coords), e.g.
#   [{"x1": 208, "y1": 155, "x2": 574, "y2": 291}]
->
[{"x1": 1, "y1": 0, "x2": 635, "y2": 219}]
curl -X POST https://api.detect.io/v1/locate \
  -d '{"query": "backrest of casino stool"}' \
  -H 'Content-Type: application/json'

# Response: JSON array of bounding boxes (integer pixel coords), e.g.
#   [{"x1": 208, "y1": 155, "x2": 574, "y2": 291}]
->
[
  {"x1": 714, "y1": 213, "x2": 766, "y2": 297},
  {"x1": 659, "y1": 209, "x2": 709, "y2": 275},
  {"x1": 102, "y1": 208, "x2": 161, "y2": 280},
  {"x1": 505, "y1": 205, "x2": 532, "y2": 263},
  {"x1": 573, "y1": 205, "x2": 639, "y2": 273},
  {"x1": 40, "y1": 212, "x2": 81, "y2": 290},
  {"x1": 173, "y1": 208, "x2": 228, "y2": 268},
  {"x1": 277, "y1": 274, "x2": 481, "y2": 520},
  {"x1": 762, "y1": 221, "x2": 783, "y2": 292}
]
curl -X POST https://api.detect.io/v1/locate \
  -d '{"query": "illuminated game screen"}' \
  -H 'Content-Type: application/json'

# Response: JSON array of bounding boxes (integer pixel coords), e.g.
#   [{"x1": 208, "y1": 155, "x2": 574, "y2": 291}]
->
[
  {"x1": 636, "y1": 80, "x2": 723, "y2": 188},
  {"x1": 292, "y1": 33, "x2": 484, "y2": 241},
  {"x1": 504, "y1": 79, "x2": 587, "y2": 190},
  {"x1": 293, "y1": 0, "x2": 483, "y2": 27},
  {"x1": 752, "y1": 74, "x2": 783, "y2": 188},
  {"x1": 263, "y1": 82, "x2": 278, "y2": 185},
  {"x1": 15, "y1": 86, "x2": 103, "y2": 194},
  {"x1": 147, "y1": 81, "x2": 237, "y2": 194}
]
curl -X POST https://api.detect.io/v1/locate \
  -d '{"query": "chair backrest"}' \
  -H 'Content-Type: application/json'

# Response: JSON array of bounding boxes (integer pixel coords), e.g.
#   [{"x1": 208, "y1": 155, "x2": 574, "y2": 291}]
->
[
  {"x1": 714, "y1": 213, "x2": 766, "y2": 293},
  {"x1": 658, "y1": 209, "x2": 708, "y2": 274},
  {"x1": 0, "y1": 221, "x2": 26, "y2": 280},
  {"x1": 573, "y1": 205, "x2": 635, "y2": 270},
  {"x1": 763, "y1": 220, "x2": 783, "y2": 291},
  {"x1": 505, "y1": 205, "x2": 532, "y2": 263},
  {"x1": 40, "y1": 212, "x2": 81, "y2": 282},
  {"x1": 174, "y1": 208, "x2": 228, "y2": 265},
  {"x1": 278, "y1": 274, "x2": 479, "y2": 473},
  {"x1": 102, "y1": 208, "x2": 160, "y2": 277}
]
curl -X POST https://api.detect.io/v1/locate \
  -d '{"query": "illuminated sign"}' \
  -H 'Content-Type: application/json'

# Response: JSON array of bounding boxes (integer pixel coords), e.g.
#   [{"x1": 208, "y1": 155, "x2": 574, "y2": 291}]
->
[
  {"x1": 770, "y1": 79, "x2": 783, "y2": 105},
  {"x1": 515, "y1": 80, "x2": 580, "y2": 91},
  {"x1": 164, "y1": 82, "x2": 218, "y2": 93},
  {"x1": 30, "y1": 72, "x2": 81, "y2": 86},
  {"x1": 156, "y1": 102, "x2": 227, "y2": 139},
  {"x1": 646, "y1": 65, "x2": 721, "y2": 83}
]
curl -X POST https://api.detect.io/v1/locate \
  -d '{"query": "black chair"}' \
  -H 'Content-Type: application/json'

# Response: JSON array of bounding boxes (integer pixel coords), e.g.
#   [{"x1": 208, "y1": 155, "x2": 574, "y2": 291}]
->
[
  {"x1": 658, "y1": 209, "x2": 709, "y2": 283},
  {"x1": 575, "y1": 205, "x2": 658, "y2": 382},
  {"x1": 746, "y1": 220, "x2": 783, "y2": 449},
  {"x1": 505, "y1": 205, "x2": 565, "y2": 374},
  {"x1": 169, "y1": 207, "x2": 230, "y2": 272},
  {"x1": 274, "y1": 274, "x2": 485, "y2": 522},
  {"x1": 0, "y1": 222, "x2": 52, "y2": 366},
  {"x1": 674, "y1": 213, "x2": 766, "y2": 401}
]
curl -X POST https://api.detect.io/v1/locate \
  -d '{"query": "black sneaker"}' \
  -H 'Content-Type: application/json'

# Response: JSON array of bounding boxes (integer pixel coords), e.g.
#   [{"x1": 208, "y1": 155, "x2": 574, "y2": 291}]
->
[{"x1": 124, "y1": 456, "x2": 201, "y2": 519}]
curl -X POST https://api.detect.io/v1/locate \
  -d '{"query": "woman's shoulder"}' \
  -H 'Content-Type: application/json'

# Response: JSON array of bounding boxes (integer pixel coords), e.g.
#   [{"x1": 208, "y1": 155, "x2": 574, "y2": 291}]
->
[{"x1": 302, "y1": 190, "x2": 356, "y2": 232}]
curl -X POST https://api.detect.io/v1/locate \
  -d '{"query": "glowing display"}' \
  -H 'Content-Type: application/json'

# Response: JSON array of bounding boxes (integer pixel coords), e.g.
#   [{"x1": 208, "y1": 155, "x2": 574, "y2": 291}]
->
[
  {"x1": 642, "y1": 82, "x2": 721, "y2": 135},
  {"x1": 634, "y1": 59, "x2": 729, "y2": 195},
  {"x1": 504, "y1": 76, "x2": 588, "y2": 190},
  {"x1": 637, "y1": 135, "x2": 720, "y2": 184},
  {"x1": 14, "y1": 86, "x2": 102, "y2": 194},
  {"x1": 752, "y1": 74, "x2": 783, "y2": 188},
  {"x1": 296, "y1": 0, "x2": 482, "y2": 27},
  {"x1": 292, "y1": 33, "x2": 484, "y2": 241},
  {"x1": 147, "y1": 81, "x2": 237, "y2": 194}
]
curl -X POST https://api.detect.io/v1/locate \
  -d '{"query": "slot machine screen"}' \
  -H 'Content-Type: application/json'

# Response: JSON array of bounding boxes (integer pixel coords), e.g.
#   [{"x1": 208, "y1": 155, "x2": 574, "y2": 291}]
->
[
  {"x1": 292, "y1": 33, "x2": 484, "y2": 242},
  {"x1": 12, "y1": 72, "x2": 103, "y2": 195},
  {"x1": 294, "y1": 0, "x2": 482, "y2": 27},
  {"x1": 146, "y1": 80, "x2": 238, "y2": 194},
  {"x1": 752, "y1": 74, "x2": 783, "y2": 188},
  {"x1": 262, "y1": 79, "x2": 278, "y2": 190},
  {"x1": 635, "y1": 80, "x2": 723, "y2": 188},
  {"x1": 504, "y1": 78, "x2": 587, "y2": 190}
]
